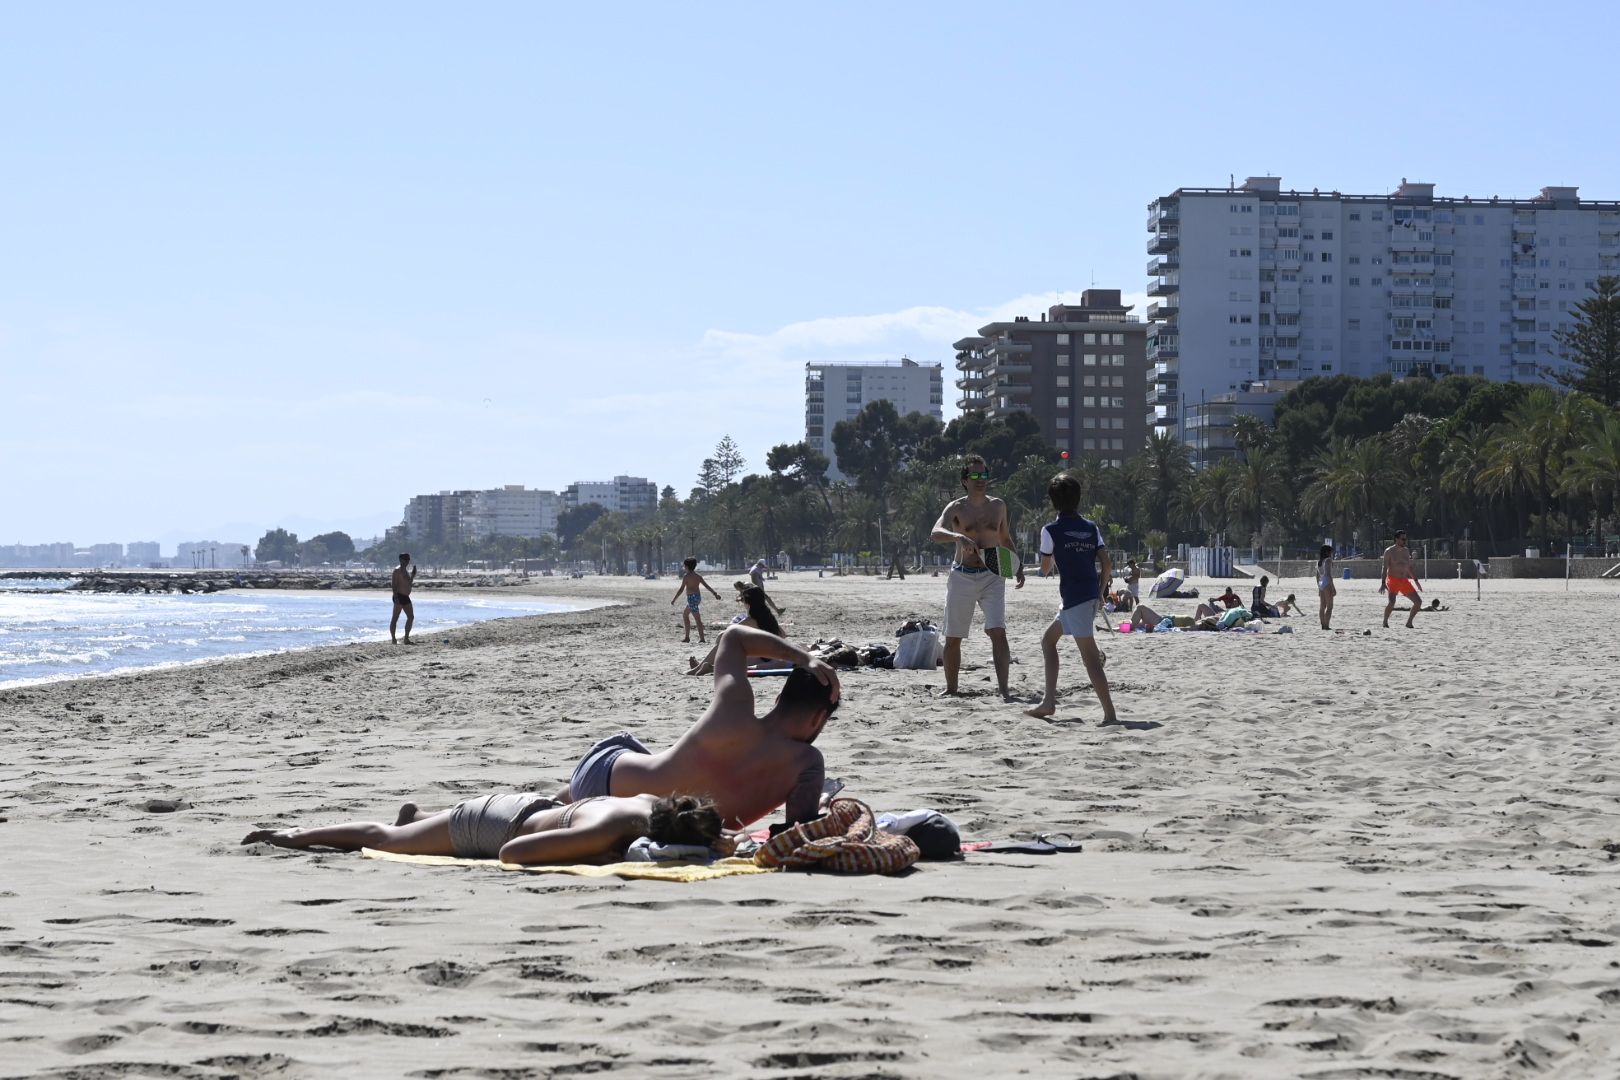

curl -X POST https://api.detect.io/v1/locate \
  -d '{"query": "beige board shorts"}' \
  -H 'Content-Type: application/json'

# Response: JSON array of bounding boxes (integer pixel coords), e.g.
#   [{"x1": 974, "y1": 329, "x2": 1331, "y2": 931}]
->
[{"x1": 944, "y1": 567, "x2": 1006, "y2": 638}]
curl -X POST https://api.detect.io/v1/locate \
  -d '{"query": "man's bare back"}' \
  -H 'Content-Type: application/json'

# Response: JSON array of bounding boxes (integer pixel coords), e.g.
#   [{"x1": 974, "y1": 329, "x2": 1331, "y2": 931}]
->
[{"x1": 565, "y1": 625, "x2": 840, "y2": 828}]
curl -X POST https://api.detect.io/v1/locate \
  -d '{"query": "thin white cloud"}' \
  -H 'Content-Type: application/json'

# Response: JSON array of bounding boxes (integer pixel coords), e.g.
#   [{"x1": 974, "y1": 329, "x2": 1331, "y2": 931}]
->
[{"x1": 695, "y1": 288, "x2": 1154, "y2": 368}]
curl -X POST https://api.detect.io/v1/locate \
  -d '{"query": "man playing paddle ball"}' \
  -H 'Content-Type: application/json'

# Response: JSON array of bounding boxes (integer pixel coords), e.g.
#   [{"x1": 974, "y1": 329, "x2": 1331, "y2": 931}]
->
[
  {"x1": 556, "y1": 625, "x2": 840, "y2": 830},
  {"x1": 390, "y1": 553, "x2": 417, "y2": 645},
  {"x1": 930, "y1": 453, "x2": 1025, "y2": 698},
  {"x1": 1382, "y1": 529, "x2": 1423, "y2": 629}
]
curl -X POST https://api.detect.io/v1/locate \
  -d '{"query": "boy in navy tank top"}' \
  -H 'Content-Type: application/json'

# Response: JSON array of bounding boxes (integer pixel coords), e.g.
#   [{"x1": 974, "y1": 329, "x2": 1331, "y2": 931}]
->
[{"x1": 1025, "y1": 473, "x2": 1118, "y2": 724}]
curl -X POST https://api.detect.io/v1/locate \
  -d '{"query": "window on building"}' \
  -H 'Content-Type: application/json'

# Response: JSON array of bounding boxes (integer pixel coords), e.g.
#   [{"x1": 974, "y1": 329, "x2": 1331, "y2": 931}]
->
[
  {"x1": 1055, "y1": 396, "x2": 1069, "y2": 407},
  {"x1": 1056, "y1": 374, "x2": 1069, "y2": 387},
  {"x1": 1056, "y1": 417, "x2": 1069, "y2": 429},
  {"x1": 1083, "y1": 396, "x2": 1096, "y2": 408},
  {"x1": 1083, "y1": 354, "x2": 1097, "y2": 366},
  {"x1": 1083, "y1": 374, "x2": 1096, "y2": 386},
  {"x1": 1056, "y1": 333, "x2": 1069, "y2": 344}
]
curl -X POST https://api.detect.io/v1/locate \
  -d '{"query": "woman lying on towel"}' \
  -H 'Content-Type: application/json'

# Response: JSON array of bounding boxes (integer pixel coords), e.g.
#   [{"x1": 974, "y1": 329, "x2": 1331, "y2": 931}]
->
[{"x1": 242, "y1": 792, "x2": 724, "y2": 865}]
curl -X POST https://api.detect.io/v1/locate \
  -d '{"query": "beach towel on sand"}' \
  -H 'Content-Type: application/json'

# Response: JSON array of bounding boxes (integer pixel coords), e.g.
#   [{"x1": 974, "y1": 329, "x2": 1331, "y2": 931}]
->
[{"x1": 361, "y1": 849, "x2": 777, "y2": 883}]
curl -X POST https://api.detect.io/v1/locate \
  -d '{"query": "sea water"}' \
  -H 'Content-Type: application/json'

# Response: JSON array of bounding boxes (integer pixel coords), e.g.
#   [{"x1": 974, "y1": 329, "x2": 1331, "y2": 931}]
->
[{"x1": 0, "y1": 584, "x2": 594, "y2": 689}]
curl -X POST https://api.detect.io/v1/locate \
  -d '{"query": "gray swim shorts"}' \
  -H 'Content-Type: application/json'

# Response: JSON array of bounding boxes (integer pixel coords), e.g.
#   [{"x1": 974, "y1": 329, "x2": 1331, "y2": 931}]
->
[
  {"x1": 448, "y1": 792, "x2": 556, "y2": 859},
  {"x1": 568, "y1": 731, "x2": 650, "y2": 800}
]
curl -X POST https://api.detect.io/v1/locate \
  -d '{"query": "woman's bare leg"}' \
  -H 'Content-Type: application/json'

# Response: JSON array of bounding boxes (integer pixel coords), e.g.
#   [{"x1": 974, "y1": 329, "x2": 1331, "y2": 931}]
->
[{"x1": 242, "y1": 811, "x2": 453, "y2": 854}]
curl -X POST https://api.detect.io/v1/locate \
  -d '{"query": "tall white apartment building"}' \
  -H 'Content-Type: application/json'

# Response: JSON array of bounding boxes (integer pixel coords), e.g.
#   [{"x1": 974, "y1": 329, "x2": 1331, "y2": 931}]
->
[
  {"x1": 805, "y1": 358, "x2": 944, "y2": 479},
  {"x1": 466, "y1": 485, "x2": 561, "y2": 541},
  {"x1": 562, "y1": 476, "x2": 658, "y2": 516},
  {"x1": 1146, "y1": 176, "x2": 1620, "y2": 433}
]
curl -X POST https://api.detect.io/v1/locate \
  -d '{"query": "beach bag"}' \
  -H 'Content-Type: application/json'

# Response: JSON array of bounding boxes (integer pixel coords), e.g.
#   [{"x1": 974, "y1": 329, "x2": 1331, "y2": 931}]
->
[
  {"x1": 894, "y1": 621, "x2": 942, "y2": 669},
  {"x1": 754, "y1": 798, "x2": 920, "y2": 875}
]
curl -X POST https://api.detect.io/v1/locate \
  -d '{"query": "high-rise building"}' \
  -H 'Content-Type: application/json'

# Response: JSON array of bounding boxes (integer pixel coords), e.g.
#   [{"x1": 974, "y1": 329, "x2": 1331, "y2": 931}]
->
[
  {"x1": 561, "y1": 476, "x2": 657, "y2": 516},
  {"x1": 403, "y1": 490, "x2": 479, "y2": 548},
  {"x1": 1145, "y1": 176, "x2": 1620, "y2": 435},
  {"x1": 466, "y1": 485, "x2": 561, "y2": 541},
  {"x1": 126, "y1": 541, "x2": 161, "y2": 565},
  {"x1": 954, "y1": 292, "x2": 1147, "y2": 467},
  {"x1": 805, "y1": 358, "x2": 944, "y2": 478}
]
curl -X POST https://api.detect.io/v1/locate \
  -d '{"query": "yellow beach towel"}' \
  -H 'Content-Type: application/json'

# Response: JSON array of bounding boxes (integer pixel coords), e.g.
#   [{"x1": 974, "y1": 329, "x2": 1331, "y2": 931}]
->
[{"x1": 360, "y1": 849, "x2": 777, "y2": 883}]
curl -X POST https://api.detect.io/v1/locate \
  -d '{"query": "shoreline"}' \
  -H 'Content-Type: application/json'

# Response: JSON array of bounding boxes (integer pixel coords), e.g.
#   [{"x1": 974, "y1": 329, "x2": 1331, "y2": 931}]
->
[
  {"x1": 2, "y1": 574, "x2": 1617, "y2": 1076},
  {"x1": 0, "y1": 587, "x2": 622, "y2": 697}
]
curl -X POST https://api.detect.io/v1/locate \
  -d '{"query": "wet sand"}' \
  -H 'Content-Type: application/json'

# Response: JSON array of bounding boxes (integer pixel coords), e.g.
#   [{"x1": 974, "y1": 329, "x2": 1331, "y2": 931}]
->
[{"x1": 2, "y1": 572, "x2": 1618, "y2": 1077}]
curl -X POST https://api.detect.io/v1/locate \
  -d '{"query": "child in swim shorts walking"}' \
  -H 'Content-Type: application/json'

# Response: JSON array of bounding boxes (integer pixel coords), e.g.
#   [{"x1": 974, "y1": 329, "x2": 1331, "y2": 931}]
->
[
  {"x1": 1025, "y1": 472, "x2": 1118, "y2": 724},
  {"x1": 672, "y1": 556, "x2": 723, "y2": 643}
]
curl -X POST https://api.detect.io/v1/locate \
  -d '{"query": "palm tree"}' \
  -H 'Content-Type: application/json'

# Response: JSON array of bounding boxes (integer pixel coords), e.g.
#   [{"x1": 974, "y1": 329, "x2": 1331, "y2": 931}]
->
[
  {"x1": 1298, "y1": 438, "x2": 1358, "y2": 550},
  {"x1": 1175, "y1": 459, "x2": 1238, "y2": 544},
  {"x1": 1439, "y1": 426, "x2": 1491, "y2": 554},
  {"x1": 1332, "y1": 436, "x2": 1400, "y2": 552},
  {"x1": 1138, "y1": 430, "x2": 1193, "y2": 536},
  {"x1": 1477, "y1": 424, "x2": 1535, "y2": 548},
  {"x1": 1227, "y1": 448, "x2": 1291, "y2": 545},
  {"x1": 1560, "y1": 407, "x2": 1620, "y2": 549}
]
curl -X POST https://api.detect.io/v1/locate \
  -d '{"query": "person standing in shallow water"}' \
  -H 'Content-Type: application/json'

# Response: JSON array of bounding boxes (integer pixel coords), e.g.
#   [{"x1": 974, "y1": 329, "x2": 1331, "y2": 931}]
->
[{"x1": 390, "y1": 553, "x2": 417, "y2": 644}]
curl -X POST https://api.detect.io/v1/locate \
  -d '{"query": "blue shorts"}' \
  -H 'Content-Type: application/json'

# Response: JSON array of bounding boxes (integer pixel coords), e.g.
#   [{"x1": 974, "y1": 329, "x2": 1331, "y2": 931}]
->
[
  {"x1": 1057, "y1": 600, "x2": 1098, "y2": 638},
  {"x1": 686, "y1": 593, "x2": 701, "y2": 611},
  {"x1": 568, "y1": 731, "x2": 650, "y2": 799}
]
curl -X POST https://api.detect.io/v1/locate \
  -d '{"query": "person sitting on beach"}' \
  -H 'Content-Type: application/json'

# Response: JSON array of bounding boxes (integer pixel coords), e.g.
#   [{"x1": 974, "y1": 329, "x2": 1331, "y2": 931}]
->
[
  {"x1": 1215, "y1": 586, "x2": 1243, "y2": 609},
  {"x1": 1250, "y1": 576, "x2": 1280, "y2": 618},
  {"x1": 671, "y1": 557, "x2": 723, "y2": 644},
  {"x1": 1425, "y1": 598, "x2": 1450, "y2": 612},
  {"x1": 686, "y1": 584, "x2": 784, "y2": 675},
  {"x1": 560, "y1": 624, "x2": 840, "y2": 830},
  {"x1": 1275, "y1": 593, "x2": 1299, "y2": 616},
  {"x1": 241, "y1": 792, "x2": 723, "y2": 865}
]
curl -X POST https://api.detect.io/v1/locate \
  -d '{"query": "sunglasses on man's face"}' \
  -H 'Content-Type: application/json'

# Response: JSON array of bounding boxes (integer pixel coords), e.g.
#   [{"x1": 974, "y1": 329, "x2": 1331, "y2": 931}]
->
[{"x1": 964, "y1": 472, "x2": 990, "y2": 481}]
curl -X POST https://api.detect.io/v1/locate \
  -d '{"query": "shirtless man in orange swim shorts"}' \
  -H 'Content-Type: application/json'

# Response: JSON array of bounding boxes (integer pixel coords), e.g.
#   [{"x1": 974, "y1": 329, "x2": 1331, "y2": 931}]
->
[{"x1": 1382, "y1": 529, "x2": 1422, "y2": 629}]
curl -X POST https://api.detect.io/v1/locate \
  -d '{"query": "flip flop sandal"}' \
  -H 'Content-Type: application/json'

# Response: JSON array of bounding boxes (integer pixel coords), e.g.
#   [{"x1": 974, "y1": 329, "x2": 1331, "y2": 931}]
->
[
  {"x1": 978, "y1": 838, "x2": 1060, "y2": 855},
  {"x1": 1034, "y1": 833, "x2": 1083, "y2": 853}
]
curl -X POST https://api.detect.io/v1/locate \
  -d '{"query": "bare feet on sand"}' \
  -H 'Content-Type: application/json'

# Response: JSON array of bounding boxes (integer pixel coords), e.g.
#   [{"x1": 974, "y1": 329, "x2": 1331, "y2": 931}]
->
[{"x1": 394, "y1": 802, "x2": 421, "y2": 826}]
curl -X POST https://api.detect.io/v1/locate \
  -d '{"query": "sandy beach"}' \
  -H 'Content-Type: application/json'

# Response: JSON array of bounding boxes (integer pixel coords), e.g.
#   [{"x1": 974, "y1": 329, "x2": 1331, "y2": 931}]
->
[{"x1": 2, "y1": 571, "x2": 1618, "y2": 1078}]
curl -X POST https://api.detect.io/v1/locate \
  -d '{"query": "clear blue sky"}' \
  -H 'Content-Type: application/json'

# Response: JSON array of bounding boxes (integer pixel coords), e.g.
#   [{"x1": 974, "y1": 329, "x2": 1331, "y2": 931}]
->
[{"x1": 3, "y1": 1, "x2": 1615, "y2": 546}]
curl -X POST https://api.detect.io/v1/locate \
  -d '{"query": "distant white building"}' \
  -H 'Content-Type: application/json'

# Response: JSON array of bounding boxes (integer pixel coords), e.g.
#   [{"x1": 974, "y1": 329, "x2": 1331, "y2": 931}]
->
[
  {"x1": 467, "y1": 485, "x2": 561, "y2": 541},
  {"x1": 126, "y1": 541, "x2": 161, "y2": 565},
  {"x1": 562, "y1": 476, "x2": 657, "y2": 516},
  {"x1": 175, "y1": 541, "x2": 251, "y2": 569},
  {"x1": 1145, "y1": 176, "x2": 1620, "y2": 434},
  {"x1": 805, "y1": 358, "x2": 944, "y2": 479}
]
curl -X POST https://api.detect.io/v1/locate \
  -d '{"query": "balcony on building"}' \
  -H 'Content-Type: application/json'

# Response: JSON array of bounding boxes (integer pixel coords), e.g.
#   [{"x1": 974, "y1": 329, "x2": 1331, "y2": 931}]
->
[
  {"x1": 994, "y1": 359, "x2": 1034, "y2": 376},
  {"x1": 956, "y1": 353, "x2": 990, "y2": 375},
  {"x1": 1147, "y1": 229, "x2": 1179, "y2": 255},
  {"x1": 1146, "y1": 299, "x2": 1178, "y2": 321},
  {"x1": 955, "y1": 370, "x2": 990, "y2": 391},
  {"x1": 1274, "y1": 289, "x2": 1302, "y2": 313},
  {"x1": 987, "y1": 338, "x2": 1032, "y2": 357},
  {"x1": 957, "y1": 393, "x2": 987, "y2": 412},
  {"x1": 997, "y1": 379, "x2": 1033, "y2": 399},
  {"x1": 1146, "y1": 254, "x2": 1180, "y2": 277},
  {"x1": 1147, "y1": 200, "x2": 1180, "y2": 231},
  {"x1": 1154, "y1": 360, "x2": 1178, "y2": 381},
  {"x1": 1148, "y1": 274, "x2": 1179, "y2": 297},
  {"x1": 1146, "y1": 385, "x2": 1178, "y2": 408},
  {"x1": 1147, "y1": 335, "x2": 1179, "y2": 361}
]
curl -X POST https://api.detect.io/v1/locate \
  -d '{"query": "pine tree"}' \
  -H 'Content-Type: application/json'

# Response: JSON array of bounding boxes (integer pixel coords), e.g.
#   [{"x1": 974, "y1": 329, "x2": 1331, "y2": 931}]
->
[
  {"x1": 712, "y1": 435, "x2": 747, "y2": 484},
  {"x1": 1550, "y1": 275, "x2": 1620, "y2": 407}
]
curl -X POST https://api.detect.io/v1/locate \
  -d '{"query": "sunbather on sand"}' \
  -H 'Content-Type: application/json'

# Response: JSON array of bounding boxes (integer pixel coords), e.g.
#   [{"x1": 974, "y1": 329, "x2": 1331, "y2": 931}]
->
[
  {"x1": 562, "y1": 624, "x2": 840, "y2": 830},
  {"x1": 241, "y1": 793, "x2": 723, "y2": 865}
]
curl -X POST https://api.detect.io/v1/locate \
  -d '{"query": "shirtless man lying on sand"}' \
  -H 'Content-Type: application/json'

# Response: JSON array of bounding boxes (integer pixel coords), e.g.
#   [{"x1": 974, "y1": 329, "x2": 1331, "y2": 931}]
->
[
  {"x1": 558, "y1": 623, "x2": 840, "y2": 830},
  {"x1": 242, "y1": 792, "x2": 723, "y2": 865}
]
